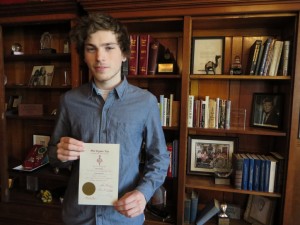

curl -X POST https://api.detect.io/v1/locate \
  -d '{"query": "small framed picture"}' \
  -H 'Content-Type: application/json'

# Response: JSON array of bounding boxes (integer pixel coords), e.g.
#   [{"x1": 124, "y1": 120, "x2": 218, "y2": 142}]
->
[
  {"x1": 187, "y1": 135, "x2": 238, "y2": 175},
  {"x1": 28, "y1": 65, "x2": 54, "y2": 86},
  {"x1": 251, "y1": 93, "x2": 283, "y2": 129},
  {"x1": 191, "y1": 37, "x2": 224, "y2": 75}
]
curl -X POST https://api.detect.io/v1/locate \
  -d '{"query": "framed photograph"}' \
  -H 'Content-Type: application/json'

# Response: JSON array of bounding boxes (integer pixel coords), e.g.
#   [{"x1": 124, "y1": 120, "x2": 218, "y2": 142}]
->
[
  {"x1": 187, "y1": 135, "x2": 238, "y2": 175},
  {"x1": 244, "y1": 195, "x2": 276, "y2": 225},
  {"x1": 191, "y1": 37, "x2": 224, "y2": 75},
  {"x1": 251, "y1": 93, "x2": 283, "y2": 129},
  {"x1": 28, "y1": 65, "x2": 54, "y2": 86}
]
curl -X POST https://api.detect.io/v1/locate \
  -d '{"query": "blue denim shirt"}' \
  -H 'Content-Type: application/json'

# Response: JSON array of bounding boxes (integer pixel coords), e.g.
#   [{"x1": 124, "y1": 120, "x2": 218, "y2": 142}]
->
[{"x1": 48, "y1": 78, "x2": 169, "y2": 225}]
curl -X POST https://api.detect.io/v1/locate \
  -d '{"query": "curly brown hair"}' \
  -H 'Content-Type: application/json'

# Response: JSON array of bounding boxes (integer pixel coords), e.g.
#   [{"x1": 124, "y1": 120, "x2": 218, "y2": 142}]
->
[{"x1": 70, "y1": 13, "x2": 130, "y2": 58}]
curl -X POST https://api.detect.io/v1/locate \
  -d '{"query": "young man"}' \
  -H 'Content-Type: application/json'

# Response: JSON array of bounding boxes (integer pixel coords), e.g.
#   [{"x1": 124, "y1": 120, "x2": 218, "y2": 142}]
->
[{"x1": 48, "y1": 13, "x2": 169, "y2": 225}]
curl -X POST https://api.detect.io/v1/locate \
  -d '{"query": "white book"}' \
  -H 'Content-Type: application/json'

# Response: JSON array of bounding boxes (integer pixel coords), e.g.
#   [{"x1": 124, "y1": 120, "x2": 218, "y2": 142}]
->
[
  {"x1": 204, "y1": 96, "x2": 210, "y2": 128},
  {"x1": 188, "y1": 95, "x2": 194, "y2": 128},
  {"x1": 215, "y1": 97, "x2": 220, "y2": 128},
  {"x1": 265, "y1": 155, "x2": 277, "y2": 192},
  {"x1": 163, "y1": 97, "x2": 168, "y2": 126},
  {"x1": 169, "y1": 94, "x2": 174, "y2": 127},
  {"x1": 268, "y1": 40, "x2": 283, "y2": 76}
]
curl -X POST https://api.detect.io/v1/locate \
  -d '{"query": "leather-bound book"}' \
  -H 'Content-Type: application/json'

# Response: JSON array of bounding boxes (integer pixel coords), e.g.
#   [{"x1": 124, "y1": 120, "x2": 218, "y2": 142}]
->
[
  {"x1": 138, "y1": 34, "x2": 152, "y2": 75},
  {"x1": 129, "y1": 34, "x2": 139, "y2": 75}
]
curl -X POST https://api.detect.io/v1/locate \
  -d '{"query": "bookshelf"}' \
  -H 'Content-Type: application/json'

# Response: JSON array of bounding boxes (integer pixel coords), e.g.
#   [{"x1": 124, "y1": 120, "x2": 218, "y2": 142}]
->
[{"x1": 1, "y1": 1, "x2": 300, "y2": 225}]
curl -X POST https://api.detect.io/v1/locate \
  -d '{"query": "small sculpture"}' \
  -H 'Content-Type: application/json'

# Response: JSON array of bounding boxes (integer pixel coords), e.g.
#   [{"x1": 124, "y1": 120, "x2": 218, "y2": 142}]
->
[{"x1": 205, "y1": 55, "x2": 221, "y2": 74}]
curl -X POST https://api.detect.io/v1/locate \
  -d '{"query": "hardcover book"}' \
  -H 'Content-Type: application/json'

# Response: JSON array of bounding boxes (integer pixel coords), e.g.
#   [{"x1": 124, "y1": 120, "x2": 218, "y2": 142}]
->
[
  {"x1": 250, "y1": 154, "x2": 261, "y2": 191},
  {"x1": 240, "y1": 154, "x2": 250, "y2": 190},
  {"x1": 188, "y1": 95, "x2": 195, "y2": 128},
  {"x1": 268, "y1": 40, "x2": 283, "y2": 76},
  {"x1": 257, "y1": 37, "x2": 273, "y2": 76},
  {"x1": 129, "y1": 34, "x2": 139, "y2": 76},
  {"x1": 246, "y1": 39, "x2": 262, "y2": 75},
  {"x1": 138, "y1": 34, "x2": 152, "y2": 75},
  {"x1": 148, "y1": 39, "x2": 163, "y2": 75},
  {"x1": 196, "y1": 199, "x2": 220, "y2": 225},
  {"x1": 269, "y1": 151, "x2": 284, "y2": 193}
]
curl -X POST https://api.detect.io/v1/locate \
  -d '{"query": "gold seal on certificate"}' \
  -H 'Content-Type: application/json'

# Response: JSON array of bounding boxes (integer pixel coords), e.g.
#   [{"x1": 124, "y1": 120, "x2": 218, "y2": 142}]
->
[{"x1": 82, "y1": 182, "x2": 96, "y2": 196}]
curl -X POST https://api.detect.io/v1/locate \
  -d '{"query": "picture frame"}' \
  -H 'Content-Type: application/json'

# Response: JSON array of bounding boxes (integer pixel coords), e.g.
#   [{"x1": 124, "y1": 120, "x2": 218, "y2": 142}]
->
[
  {"x1": 28, "y1": 65, "x2": 54, "y2": 86},
  {"x1": 244, "y1": 195, "x2": 276, "y2": 225},
  {"x1": 191, "y1": 37, "x2": 224, "y2": 75},
  {"x1": 187, "y1": 135, "x2": 238, "y2": 175},
  {"x1": 6, "y1": 95, "x2": 22, "y2": 113},
  {"x1": 251, "y1": 93, "x2": 283, "y2": 129}
]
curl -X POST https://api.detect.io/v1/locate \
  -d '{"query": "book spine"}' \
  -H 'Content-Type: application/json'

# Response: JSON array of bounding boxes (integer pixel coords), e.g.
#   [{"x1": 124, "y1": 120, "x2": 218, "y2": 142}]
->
[
  {"x1": 252, "y1": 155, "x2": 261, "y2": 191},
  {"x1": 254, "y1": 44, "x2": 265, "y2": 75},
  {"x1": 169, "y1": 94, "x2": 174, "y2": 127},
  {"x1": 270, "y1": 152, "x2": 284, "y2": 193},
  {"x1": 258, "y1": 37, "x2": 273, "y2": 75},
  {"x1": 268, "y1": 40, "x2": 283, "y2": 76},
  {"x1": 163, "y1": 97, "x2": 168, "y2": 126},
  {"x1": 282, "y1": 40, "x2": 290, "y2": 76},
  {"x1": 129, "y1": 34, "x2": 139, "y2": 76},
  {"x1": 257, "y1": 155, "x2": 266, "y2": 192},
  {"x1": 247, "y1": 40, "x2": 262, "y2": 75},
  {"x1": 225, "y1": 100, "x2": 231, "y2": 129},
  {"x1": 148, "y1": 40, "x2": 160, "y2": 75},
  {"x1": 172, "y1": 139, "x2": 178, "y2": 177},
  {"x1": 159, "y1": 95, "x2": 164, "y2": 126},
  {"x1": 204, "y1": 96, "x2": 210, "y2": 128},
  {"x1": 241, "y1": 155, "x2": 249, "y2": 190},
  {"x1": 184, "y1": 195, "x2": 191, "y2": 223},
  {"x1": 233, "y1": 154, "x2": 243, "y2": 189},
  {"x1": 208, "y1": 98, "x2": 216, "y2": 128},
  {"x1": 190, "y1": 191, "x2": 199, "y2": 223},
  {"x1": 247, "y1": 155, "x2": 254, "y2": 191},
  {"x1": 138, "y1": 34, "x2": 151, "y2": 75},
  {"x1": 262, "y1": 38, "x2": 276, "y2": 76},
  {"x1": 188, "y1": 95, "x2": 194, "y2": 128},
  {"x1": 166, "y1": 142, "x2": 173, "y2": 177}
]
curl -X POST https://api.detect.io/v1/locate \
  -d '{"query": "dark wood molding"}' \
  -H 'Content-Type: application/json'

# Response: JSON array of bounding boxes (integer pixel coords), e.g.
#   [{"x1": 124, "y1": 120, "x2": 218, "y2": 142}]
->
[
  {"x1": 0, "y1": 0, "x2": 79, "y2": 21},
  {"x1": 78, "y1": 0, "x2": 300, "y2": 18}
]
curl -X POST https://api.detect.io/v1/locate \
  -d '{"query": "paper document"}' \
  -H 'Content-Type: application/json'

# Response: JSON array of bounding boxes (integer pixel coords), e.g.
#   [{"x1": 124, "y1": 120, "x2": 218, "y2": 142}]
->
[{"x1": 79, "y1": 143, "x2": 120, "y2": 205}]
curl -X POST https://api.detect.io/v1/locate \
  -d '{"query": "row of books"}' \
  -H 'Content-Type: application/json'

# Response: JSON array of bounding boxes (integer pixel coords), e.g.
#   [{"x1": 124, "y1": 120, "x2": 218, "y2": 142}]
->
[
  {"x1": 129, "y1": 34, "x2": 164, "y2": 76},
  {"x1": 233, "y1": 152, "x2": 284, "y2": 193},
  {"x1": 159, "y1": 94, "x2": 180, "y2": 127},
  {"x1": 246, "y1": 38, "x2": 290, "y2": 76},
  {"x1": 166, "y1": 139, "x2": 178, "y2": 178},
  {"x1": 188, "y1": 95, "x2": 231, "y2": 129}
]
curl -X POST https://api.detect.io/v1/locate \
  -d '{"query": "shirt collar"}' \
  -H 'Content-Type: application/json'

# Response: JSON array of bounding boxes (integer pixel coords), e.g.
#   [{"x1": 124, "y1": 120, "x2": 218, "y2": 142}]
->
[{"x1": 90, "y1": 77, "x2": 128, "y2": 100}]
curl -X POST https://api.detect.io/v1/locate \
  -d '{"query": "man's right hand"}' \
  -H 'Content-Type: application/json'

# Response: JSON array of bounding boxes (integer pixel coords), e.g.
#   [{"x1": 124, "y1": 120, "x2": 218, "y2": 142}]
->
[{"x1": 56, "y1": 137, "x2": 84, "y2": 162}]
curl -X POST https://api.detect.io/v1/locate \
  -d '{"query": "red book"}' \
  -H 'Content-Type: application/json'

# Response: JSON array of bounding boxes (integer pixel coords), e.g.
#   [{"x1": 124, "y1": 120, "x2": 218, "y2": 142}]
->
[
  {"x1": 129, "y1": 34, "x2": 139, "y2": 76},
  {"x1": 138, "y1": 34, "x2": 152, "y2": 75},
  {"x1": 148, "y1": 39, "x2": 160, "y2": 75}
]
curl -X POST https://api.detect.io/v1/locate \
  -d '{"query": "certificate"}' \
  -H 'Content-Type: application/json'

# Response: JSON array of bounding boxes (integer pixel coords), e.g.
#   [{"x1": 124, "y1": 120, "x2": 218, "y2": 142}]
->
[{"x1": 79, "y1": 143, "x2": 120, "y2": 205}]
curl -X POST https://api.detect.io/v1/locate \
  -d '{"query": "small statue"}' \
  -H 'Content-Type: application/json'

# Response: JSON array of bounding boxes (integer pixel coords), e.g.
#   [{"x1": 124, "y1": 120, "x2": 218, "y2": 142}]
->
[
  {"x1": 205, "y1": 55, "x2": 221, "y2": 74},
  {"x1": 230, "y1": 55, "x2": 242, "y2": 75}
]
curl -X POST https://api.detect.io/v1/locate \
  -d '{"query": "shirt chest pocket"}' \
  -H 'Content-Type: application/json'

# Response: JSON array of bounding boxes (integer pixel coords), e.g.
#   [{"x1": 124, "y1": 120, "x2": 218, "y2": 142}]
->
[{"x1": 106, "y1": 120, "x2": 144, "y2": 156}]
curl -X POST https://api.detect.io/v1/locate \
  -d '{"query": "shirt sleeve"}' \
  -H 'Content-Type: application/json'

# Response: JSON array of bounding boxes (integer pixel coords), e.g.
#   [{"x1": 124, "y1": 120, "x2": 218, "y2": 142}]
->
[{"x1": 135, "y1": 96, "x2": 170, "y2": 202}]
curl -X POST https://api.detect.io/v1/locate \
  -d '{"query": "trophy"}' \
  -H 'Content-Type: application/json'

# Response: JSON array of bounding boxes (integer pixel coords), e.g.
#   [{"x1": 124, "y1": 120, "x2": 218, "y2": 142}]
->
[
  {"x1": 11, "y1": 42, "x2": 24, "y2": 55},
  {"x1": 213, "y1": 157, "x2": 233, "y2": 185},
  {"x1": 157, "y1": 48, "x2": 177, "y2": 74},
  {"x1": 218, "y1": 203, "x2": 230, "y2": 225},
  {"x1": 39, "y1": 32, "x2": 56, "y2": 54}
]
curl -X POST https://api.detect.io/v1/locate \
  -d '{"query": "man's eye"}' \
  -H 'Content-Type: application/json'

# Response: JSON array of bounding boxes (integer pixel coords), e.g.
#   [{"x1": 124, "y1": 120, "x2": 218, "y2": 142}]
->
[
  {"x1": 105, "y1": 46, "x2": 114, "y2": 51},
  {"x1": 86, "y1": 47, "x2": 96, "y2": 52}
]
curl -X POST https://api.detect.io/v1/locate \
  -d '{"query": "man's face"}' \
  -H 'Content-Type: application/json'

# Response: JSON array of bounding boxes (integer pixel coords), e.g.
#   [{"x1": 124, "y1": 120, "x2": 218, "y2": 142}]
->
[
  {"x1": 263, "y1": 101, "x2": 273, "y2": 113},
  {"x1": 84, "y1": 30, "x2": 126, "y2": 89}
]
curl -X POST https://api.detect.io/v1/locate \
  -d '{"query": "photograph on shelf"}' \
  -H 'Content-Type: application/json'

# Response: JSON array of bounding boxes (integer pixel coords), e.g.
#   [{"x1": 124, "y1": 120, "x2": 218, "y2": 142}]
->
[
  {"x1": 250, "y1": 93, "x2": 283, "y2": 130},
  {"x1": 187, "y1": 135, "x2": 238, "y2": 175},
  {"x1": 28, "y1": 65, "x2": 54, "y2": 86},
  {"x1": 191, "y1": 37, "x2": 224, "y2": 75}
]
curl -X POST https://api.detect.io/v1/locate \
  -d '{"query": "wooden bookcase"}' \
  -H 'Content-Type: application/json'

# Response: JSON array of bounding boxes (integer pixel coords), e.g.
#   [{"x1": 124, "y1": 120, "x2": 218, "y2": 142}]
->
[
  {"x1": 1, "y1": 1, "x2": 300, "y2": 225},
  {"x1": 0, "y1": 1, "x2": 79, "y2": 224}
]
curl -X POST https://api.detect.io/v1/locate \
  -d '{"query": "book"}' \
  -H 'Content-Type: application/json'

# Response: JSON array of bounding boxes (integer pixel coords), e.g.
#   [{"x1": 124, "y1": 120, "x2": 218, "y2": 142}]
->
[
  {"x1": 246, "y1": 40, "x2": 262, "y2": 75},
  {"x1": 148, "y1": 39, "x2": 160, "y2": 75},
  {"x1": 194, "y1": 99, "x2": 201, "y2": 128},
  {"x1": 195, "y1": 199, "x2": 220, "y2": 225},
  {"x1": 233, "y1": 153, "x2": 243, "y2": 189},
  {"x1": 172, "y1": 139, "x2": 179, "y2": 177},
  {"x1": 257, "y1": 37, "x2": 274, "y2": 76},
  {"x1": 168, "y1": 94, "x2": 174, "y2": 127},
  {"x1": 184, "y1": 193, "x2": 192, "y2": 223},
  {"x1": 138, "y1": 34, "x2": 152, "y2": 75},
  {"x1": 188, "y1": 95, "x2": 195, "y2": 128},
  {"x1": 282, "y1": 40, "x2": 291, "y2": 76},
  {"x1": 268, "y1": 40, "x2": 283, "y2": 76},
  {"x1": 262, "y1": 38, "x2": 276, "y2": 76},
  {"x1": 265, "y1": 155, "x2": 277, "y2": 193},
  {"x1": 129, "y1": 34, "x2": 139, "y2": 76},
  {"x1": 225, "y1": 100, "x2": 231, "y2": 129},
  {"x1": 190, "y1": 190, "x2": 199, "y2": 223},
  {"x1": 159, "y1": 95, "x2": 164, "y2": 125},
  {"x1": 261, "y1": 155, "x2": 271, "y2": 192},
  {"x1": 254, "y1": 43, "x2": 265, "y2": 75},
  {"x1": 208, "y1": 98, "x2": 216, "y2": 128},
  {"x1": 257, "y1": 154, "x2": 266, "y2": 192},
  {"x1": 269, "y1": 151, "x2": 284, "y2": 193},
  {"x1": 204, "y1": 96, "x2": 210, "y2": 128},
  {"x1": 250, "y1": 154, "x2": 261, "y2": 191},
  {"x1": 246, "y1": 153, "x2": 255, "y2": 191},
  {"x1": 218, "y1": 99, "x2": 226, "y2": 129},
  {"x1": 240, "y1": 154, "x2": 250, "y2": 190}
]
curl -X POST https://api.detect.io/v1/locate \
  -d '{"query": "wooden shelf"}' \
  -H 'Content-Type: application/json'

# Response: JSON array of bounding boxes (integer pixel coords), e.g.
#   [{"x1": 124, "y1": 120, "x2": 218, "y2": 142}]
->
[
  {"x1": 190, "y1": 75, "x2": 291, "y2": 80},
  {"x1": 4, "y1": 53, "x2": 71, "y2": 62},
  {"x1": 128, "y1": 75, "x2": 181, "y2": 79},
  {"x1": 188, "y1": 127, "x2": 286, "y2": 136},
  {"x1": 185, "y1": 176, "x2": 281, "y2": 197},
  {"x1": 5, "y1": 84, "x2": 71, "y2": 90}
]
